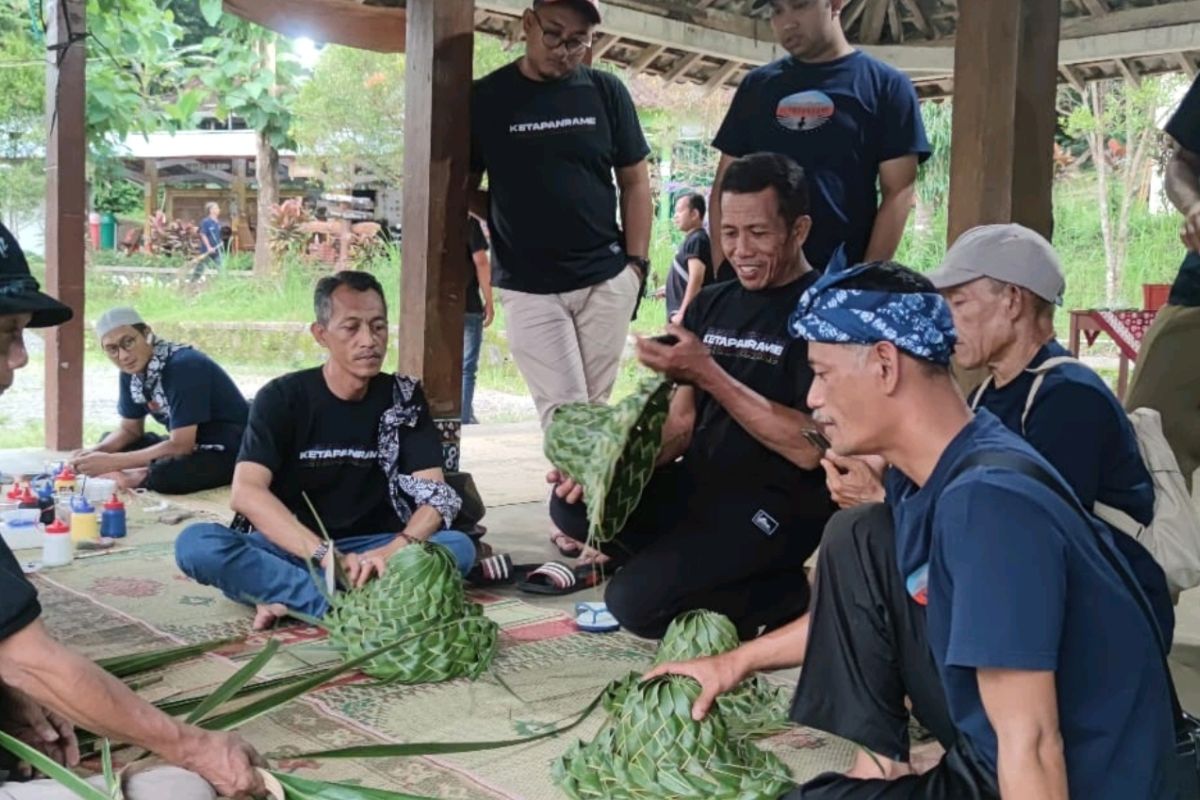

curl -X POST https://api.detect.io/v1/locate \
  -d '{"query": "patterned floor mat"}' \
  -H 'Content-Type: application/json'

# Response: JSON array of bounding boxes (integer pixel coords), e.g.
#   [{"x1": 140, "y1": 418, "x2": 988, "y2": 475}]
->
[{"x1": 29, "y1": 517, "x2": 854, "y2": 798}]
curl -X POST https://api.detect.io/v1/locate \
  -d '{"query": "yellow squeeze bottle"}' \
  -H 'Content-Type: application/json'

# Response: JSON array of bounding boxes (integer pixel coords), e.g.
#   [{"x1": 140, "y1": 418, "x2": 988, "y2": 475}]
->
[{"x1": 69, "y1": 496, "x2": 99, "y2": 543}]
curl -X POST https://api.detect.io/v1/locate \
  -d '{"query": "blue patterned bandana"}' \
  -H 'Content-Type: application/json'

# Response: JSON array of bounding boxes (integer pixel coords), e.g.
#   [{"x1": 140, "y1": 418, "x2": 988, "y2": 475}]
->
[{"x1": 788, "y1": 252, "x2": 958, "y2": 365}]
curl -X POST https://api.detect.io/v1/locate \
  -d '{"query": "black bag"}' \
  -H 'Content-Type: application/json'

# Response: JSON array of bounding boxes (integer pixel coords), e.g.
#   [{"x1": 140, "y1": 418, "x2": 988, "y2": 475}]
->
[
  {"x1": 951, "y1": 451, "x2": 1199, "y2": 797},
  {"x1": 445, "y1": 470, "x2": 486, "y2": 533}
]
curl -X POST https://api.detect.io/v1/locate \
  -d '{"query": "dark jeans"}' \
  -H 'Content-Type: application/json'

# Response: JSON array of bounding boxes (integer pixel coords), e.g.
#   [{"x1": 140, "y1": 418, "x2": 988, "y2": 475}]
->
[
  {"x1": 462, "y1": 312, "x2": 483, "y2": 424},
  {"x1": 549, "y1": 461, "x2": 828, "y2": 640},
  {"x1": 118, "y1": 433, "x2": 237, "y2": 495},
  {"x1": 786, "y1": 504, "x2": 998, "y2": 800}
]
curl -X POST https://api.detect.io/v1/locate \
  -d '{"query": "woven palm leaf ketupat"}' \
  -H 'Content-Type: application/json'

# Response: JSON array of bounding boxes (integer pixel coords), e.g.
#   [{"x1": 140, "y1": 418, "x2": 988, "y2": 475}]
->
[
  {"x1": 544, "y1": 376, "x2": 673, "y2": 544},
  {"x1": 554, "y1": 675, "x2": 794, "y2": 800},
  {"x1": 323, "y1": 542, "x2": 498, "y2": 683},
  {"x1": 604, "y1": 610, "x2": 793, "y2": 738}
]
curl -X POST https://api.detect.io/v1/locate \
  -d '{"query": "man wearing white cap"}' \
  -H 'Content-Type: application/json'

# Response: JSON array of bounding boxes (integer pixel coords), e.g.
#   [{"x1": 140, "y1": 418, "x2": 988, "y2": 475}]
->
[{"x1": 72, "y1": 307, "x2": 249, "y2": 493}]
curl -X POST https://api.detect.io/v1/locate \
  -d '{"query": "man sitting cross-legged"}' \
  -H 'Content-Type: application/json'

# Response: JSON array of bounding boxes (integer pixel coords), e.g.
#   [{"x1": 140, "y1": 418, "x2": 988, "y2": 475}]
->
[
  {"x1": 549, "y1": 152, "x2": 835, "y2": 640},
  {"x1": 650, "y1": 261, "x2": 1176, "y2": 799},
  {"x1": 175, "y1": 271, "x2": 476, "y2": 630}
]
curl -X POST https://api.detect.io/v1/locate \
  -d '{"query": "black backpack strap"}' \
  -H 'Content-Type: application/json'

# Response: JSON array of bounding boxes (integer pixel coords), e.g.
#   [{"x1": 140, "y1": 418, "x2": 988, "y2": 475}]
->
[{"x1": 946, "y1": 450, "x2": 1185, "y2": 727}]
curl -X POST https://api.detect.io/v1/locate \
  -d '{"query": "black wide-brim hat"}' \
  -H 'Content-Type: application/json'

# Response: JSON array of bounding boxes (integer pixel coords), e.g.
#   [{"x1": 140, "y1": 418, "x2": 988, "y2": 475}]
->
[{"x1": 0, "y1": 223, "x2": 74, "y2": 328}]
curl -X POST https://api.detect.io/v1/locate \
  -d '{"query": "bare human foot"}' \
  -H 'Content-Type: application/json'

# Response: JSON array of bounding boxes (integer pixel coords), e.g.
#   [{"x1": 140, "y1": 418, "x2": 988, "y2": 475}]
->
[
  {"x1": 252, "y1": 603, "x2": 288, "y2": 631},
  {"x1": 576, "y1": 546, "x2": 611, "y2": 567},
  {"x1": 845, "y1": 748, "x2": 915, "y2": 781},
  {"x1": 101, "y1": 469, "x2": 147, "y2": 491}
]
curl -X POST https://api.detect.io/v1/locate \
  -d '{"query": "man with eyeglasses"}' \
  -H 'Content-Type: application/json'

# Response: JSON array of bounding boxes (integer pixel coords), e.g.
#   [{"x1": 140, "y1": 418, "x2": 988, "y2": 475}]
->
[
  {"x1": 469, "y1": 0, "x2": 653, "y2": 439},
  {"x1": 71, "y1": 307, "x2": 249, "y2": 494},
  {"x1": 709, "y1": 0, "x2": 930, "y2": 273}
]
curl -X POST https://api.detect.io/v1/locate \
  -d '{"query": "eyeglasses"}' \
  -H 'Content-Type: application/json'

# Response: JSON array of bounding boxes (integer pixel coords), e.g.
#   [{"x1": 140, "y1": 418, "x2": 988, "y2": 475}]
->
[
  {"x1": 102, "y1": 334, "x2": 142, "y2": 358},
  {"x1": 530, "y1": 11, "x2": 593, "y2": 56}
]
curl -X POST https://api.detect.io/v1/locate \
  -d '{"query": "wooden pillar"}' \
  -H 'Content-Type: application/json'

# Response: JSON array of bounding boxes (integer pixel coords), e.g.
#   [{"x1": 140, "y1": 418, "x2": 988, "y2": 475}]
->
[
  {"x1": 946, "y1": 0, "x2": 1060, "y2": 245},
  {"x1": 43, "y1": 0, "x2": 86, "y2": 451},
  {"x1": 143, "y1": 160, "x2": 157, "y2": 247},
  {"x1": 232, "y1": 158, "x2": 249, "y2": 252},
  {"x1": 399, "y1": 0, "x2": 473, "y2": 471}
]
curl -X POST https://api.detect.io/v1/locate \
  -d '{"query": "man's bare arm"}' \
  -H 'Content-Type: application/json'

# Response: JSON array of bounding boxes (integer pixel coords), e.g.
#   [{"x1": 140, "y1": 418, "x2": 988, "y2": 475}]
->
[
  {"x1": 468, "y1": 172, "x2": 489, "y2": 222},
  {"x1": 978, "y1": 668, "x2": 1068, "y2": 800},
  {"x1": 863, "y1": 155, "x2": 918, "y2": 263},
  {"x1": 616, "y1": 160, "x2": 653, "y2": 261},
  {"x1": 230, "y1": 461, "x2": 324, "y2": 560},
  {"x1": 657, "y1": 385, "x2": 696, "y2": 466},
  {"x1": 1166, "y1": 138, "x2": 1200, "y2": 252}
]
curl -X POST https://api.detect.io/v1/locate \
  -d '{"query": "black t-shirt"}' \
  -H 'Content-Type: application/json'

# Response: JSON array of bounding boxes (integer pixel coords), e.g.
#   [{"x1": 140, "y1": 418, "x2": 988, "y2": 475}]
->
[
  {"x1": 681, "y1": 271, "x2": 832, "y2": 521},
  {"x1": 465, "y1": 217, "x2": 489, "y2": 315},
  {"x1": 0, "y1": 538, "x2": 39, "y2": 643},
  {"x1": 1164, "y1": 75, "x2": 1200, "y2": 307},
  {"x1": 118, "y1": 348, "x2": 249, "y2": 453},
  {"x1": 666, "y1": 228, "x2": 715, "y2": 317},
  {"x1": 237, "y1": 368, "x2": 443, "y2": 541},
  {"x1": 713, "y1": 51, "x2": 930, "y2": 269},
  {"x1": 471, "y1": 62, "x2": 651, "y2": 294}
]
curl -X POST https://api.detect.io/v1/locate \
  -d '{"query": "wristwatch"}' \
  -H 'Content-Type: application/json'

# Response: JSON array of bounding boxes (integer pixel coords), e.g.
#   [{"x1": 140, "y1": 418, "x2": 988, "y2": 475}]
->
[
  {"x1": 628, "y1": 256, "x2": 651, "y2": 275},
  {"x1": 311, "y1": 541, "x2": 331, "y2": 565}
]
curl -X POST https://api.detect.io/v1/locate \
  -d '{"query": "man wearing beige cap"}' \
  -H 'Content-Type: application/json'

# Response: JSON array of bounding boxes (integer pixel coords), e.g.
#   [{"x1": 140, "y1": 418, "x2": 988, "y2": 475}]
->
[
  {"x1": 823, "y1": 224, "x2": 1173, "y2": 634},
  {"x1": 72, "y1": 307, "x2": 248, "y2": 493}
]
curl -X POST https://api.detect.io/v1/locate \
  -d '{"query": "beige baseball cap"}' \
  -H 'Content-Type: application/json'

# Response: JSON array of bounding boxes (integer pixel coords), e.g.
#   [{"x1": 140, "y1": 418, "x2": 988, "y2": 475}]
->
[
  {"x1": 95, "y1": 306, "x2": 145, "y2": 339},
  {"x1": 927, "y1": 223, "x2": 1066, "y2": 306}
]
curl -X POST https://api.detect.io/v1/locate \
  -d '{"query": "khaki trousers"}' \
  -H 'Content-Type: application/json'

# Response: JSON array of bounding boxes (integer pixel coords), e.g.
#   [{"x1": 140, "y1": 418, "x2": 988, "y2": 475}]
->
[
  {"x1": 500, "y1": 265, "x2": 642, "y2": 430},
  {"x1": 1125, "y1": 303, "x2": 1200, "y2": 492},
  {"x1": 0, "y1": 766, "x2": 215, "y2": 799}
]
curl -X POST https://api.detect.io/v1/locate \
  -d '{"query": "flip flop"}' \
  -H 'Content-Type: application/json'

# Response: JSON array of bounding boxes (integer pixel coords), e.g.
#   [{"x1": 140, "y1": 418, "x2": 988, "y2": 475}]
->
[
  {"x1": 466, "y1": 553, "x2": 514, "y2": 586},
  {"x1": 516, "y1": 561, "x2": 603, "y2": 596},
  {"x1": 575, "y1": 601, "x2": 619, "y2": 633}
]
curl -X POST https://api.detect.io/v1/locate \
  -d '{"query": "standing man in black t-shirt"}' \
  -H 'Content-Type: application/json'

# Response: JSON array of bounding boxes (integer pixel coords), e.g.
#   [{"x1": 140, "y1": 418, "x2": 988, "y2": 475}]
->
[
  {"x1": 175, "y1": 271, "x2": 476, "y2": 631},
  {"x1": 548, "y1": 154, "x2": 834, "y2": 639},
  {"x1": 469, "y1": 0, "x2": 653, "y2": 433},
  {"x1": 709, "y1": 0, "x2": 930, "y2": 272},
  {"x1": 666, "y1": 191, "x2": 717, "y2": 324},
  {"x1": 1125, "y1": 74, "x2": 1200, "y2": 491},
  {"x1": 0, "y1": 223, "x2": 266, "y2": 800},
  {"x1": 462, "y1": 216, "x2": 492, "y2": 425}
]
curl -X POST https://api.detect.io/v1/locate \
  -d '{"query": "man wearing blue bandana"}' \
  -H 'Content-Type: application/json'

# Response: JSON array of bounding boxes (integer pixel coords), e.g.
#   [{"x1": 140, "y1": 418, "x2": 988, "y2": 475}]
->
[
  {"x1": 549, "y1": 152, "x2": 834, "y2": 639},
  {"x1": 650, "y1": 261, "x2": 1176, "y2": 798}
]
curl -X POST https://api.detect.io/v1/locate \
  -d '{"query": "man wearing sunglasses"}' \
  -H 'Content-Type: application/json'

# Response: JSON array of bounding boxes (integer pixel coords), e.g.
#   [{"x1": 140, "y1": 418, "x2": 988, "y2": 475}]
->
[
  {"x1": 72, "y1": 307, "x2": 249, "y2": 494},
  {"x1": 469, "y1": 0, "x2": 652, "y2": 438}
]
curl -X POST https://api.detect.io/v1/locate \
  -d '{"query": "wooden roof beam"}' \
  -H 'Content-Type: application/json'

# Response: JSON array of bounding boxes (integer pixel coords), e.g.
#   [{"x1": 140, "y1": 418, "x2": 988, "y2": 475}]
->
[
  {"x1": 1114, "y1": 57, "x2": 1141, "y2": 86},
  {"x1": 1060, "y1": 64, "x2": 1086, "y2": 93},
  {"x1": 1079, "y1": 0, "x2": 1110, "y2": 15},
  {"x1": 702, "y1": 60, "x2": 741, "y2": 95},
  {"x1": 591, "y1": 33, "x2": 619, "y2": 59},
  {"x1": 662, "y1": 51, "x2": 705, "y2": 83},
  {"x1": 897, "y1": 0, "x2": 934, "y2": 39},
  {"x1": 628, "y1": 43, "x2": 666, "y2": 74},
  {"x1": 861, "y1": 0, "x2": 889, "y2": 44},
  {"x1": 887, "y1": 0, "x2": 903, "y2": 43},
  {"x1": 1179, "y1": 51, "x2": 1199, "y2": 79}
]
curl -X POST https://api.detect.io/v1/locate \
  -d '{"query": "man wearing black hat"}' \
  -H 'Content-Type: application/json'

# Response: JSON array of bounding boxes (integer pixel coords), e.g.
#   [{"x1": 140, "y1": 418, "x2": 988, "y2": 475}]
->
[
  {"x1": 0, "y1": 223, "x2": 267, "y2": 799},
  {"x1": 709, "y1": 0, "x2": 929, "y2": 273}
]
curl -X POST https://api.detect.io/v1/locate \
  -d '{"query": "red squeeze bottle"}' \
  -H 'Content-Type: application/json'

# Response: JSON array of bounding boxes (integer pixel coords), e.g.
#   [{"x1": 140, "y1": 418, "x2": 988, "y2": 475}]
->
[{"x1": 17, "y1": 486, "x2": 38, "y2": 509}]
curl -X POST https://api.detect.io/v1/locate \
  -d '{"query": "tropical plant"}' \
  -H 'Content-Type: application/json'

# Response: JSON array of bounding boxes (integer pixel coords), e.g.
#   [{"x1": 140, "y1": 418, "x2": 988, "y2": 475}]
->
[
  {"x1": 554, "y1": 675, "x2": 794, "y2": 800},
  {"x1": 604, "y1": 610, "x2": 792, "y2": 739},
  {"x1": 543, "y1": 376, "x2": 672, "y2": 544},
  {"x1": 268, "y1": 198, "x2": 314, "y2": 258}
]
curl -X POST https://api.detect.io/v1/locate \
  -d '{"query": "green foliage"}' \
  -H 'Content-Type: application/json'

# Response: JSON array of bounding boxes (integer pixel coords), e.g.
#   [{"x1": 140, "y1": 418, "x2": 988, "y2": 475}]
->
[
  {"x1": 91, "y1": 174, "x2": 141, "y2": 214},
  {"x1": 916, "y1": 100, "x2": 952, "y2": 207},
  {"x1": 293, "y1": 47, "x2": 406, "y2": 186},
  {"x1": 196, "y1": 15, "x2": 305, "y2": 150},
  {"x1": 85, "y1": 0, "x2": 207, "y2": 148}
]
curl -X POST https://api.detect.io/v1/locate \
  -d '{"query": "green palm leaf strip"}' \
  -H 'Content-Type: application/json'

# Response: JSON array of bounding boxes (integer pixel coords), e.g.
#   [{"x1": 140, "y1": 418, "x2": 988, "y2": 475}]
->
[
  {"x1": 284, "y1": 690, "x2": 606, "y2": 760},
  {"x1": 100, "y1": 740, "x2": 120, "y2": 800},
  {"x1": 267, "y1": 771, "x2": 438, "y2": 799},
  {"x1": 0, "y1": 731, "x2": 109, "y2": 800},
  {"x1": 184, "y1": 638, "x2": 281, "y2": 723},
  {"x1": 95, "y1": 638, "x2": 236, "y2": 678},
  {"x1": 544, "y1": 375, "x2": 672, "y2": 544}
]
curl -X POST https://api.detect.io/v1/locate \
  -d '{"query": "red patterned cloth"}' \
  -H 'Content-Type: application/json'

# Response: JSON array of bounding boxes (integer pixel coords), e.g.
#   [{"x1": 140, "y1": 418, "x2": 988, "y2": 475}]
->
[{"x1": 1080, "y1": 309, "x2": 1160, "y2": 360}]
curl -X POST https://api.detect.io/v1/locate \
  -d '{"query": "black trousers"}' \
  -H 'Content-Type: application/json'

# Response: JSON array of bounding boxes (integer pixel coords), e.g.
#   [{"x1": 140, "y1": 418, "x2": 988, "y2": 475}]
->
[
  {"x1": 118, "y1": 434, "x2": 237, "y2": 495},
  {"x1": 785, "y1": 504, "x2": 999, "y2": 800},
  {"x1": 549, "y1": 461, "x2": 830, "y2": 640}
]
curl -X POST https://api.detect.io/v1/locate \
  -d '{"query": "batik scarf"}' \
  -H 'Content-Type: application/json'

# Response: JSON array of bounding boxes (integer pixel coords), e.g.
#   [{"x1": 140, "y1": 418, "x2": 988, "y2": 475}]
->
[
  {"x1": 376, "y1": 375, "x2": 462, "y2": 529},
  {"x1": 129, "y1": 339, "x2": 189, "y2": 417}
]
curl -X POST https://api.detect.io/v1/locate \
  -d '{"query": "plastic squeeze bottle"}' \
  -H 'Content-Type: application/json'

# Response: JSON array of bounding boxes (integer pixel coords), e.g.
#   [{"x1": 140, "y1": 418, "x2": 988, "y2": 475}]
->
[
  {"x1": 100, "y1": 494, "x2": 127, "y2": 539},
  {"x1": 53, "y1": 466, "x2": 77, "y2": 495},
  {"x1": 42, "y1": 518, "x2": 72, "y2": 566},
  {"x1": 69, "y1": 497, "x2": 99, "y2": 543}
]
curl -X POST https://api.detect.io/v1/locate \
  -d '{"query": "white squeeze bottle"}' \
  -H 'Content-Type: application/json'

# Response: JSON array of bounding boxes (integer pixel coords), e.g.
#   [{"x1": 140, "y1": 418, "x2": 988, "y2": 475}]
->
[{"x1": 42, "y1": 518, "x2": 73, "y2": 567}]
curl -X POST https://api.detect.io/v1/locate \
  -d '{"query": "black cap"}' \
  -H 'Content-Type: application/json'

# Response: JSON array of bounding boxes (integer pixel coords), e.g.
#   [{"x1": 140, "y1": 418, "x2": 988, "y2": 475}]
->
[
  {"x1": 0, "y1": 223, "x2": 74, "y2": 328},
  {"x1": 533, "y1": 0, "x2": 602, "y2": 25}
]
